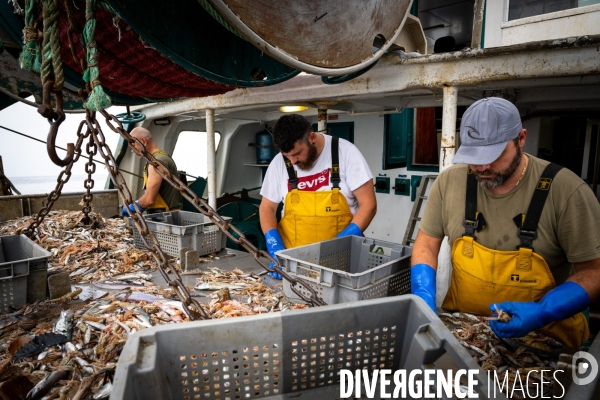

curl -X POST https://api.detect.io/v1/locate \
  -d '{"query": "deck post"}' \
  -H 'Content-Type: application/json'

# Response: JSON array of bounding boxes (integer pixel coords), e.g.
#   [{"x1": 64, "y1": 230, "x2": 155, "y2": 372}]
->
[
  {"x1": 206, "y1": 108, "x2": 217, "y2": 210},
  {"x1": 317, "y1": 104, "x2": 328, "y2": 133},
  {"x1": 440, "y1": 86, "x2": 458, "y2": 170},
  {"x1": 437, "y1": 85, "x2": 458, "y2": 307},
  {"x1": 471, "y1": 0, "x2": 486, "y2": 49}
]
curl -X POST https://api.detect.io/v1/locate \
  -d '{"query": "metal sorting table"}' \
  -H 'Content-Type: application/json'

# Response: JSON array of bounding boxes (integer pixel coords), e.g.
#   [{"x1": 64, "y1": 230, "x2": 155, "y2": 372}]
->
[{"x1": 76, "y1": 248, "x2": 281, "y2": 305}]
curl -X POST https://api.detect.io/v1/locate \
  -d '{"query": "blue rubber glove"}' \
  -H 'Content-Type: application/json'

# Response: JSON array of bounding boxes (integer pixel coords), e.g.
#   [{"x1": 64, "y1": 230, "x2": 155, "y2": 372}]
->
[
  {"x1": 489, "y1": 281, "x2": 590, "y2": 338},
  {"x1": 265, "y1": 229, "x2": 285, "y2": 279},
  {"x1": 336, "y1": 222, "x2": 362, "y2": 238},
  {"x1": 121, "y1": 201, "x2": 144, "y2": 217},
  {"x1": 411, "y1": 263, "x2": 437, "y2": 312}
]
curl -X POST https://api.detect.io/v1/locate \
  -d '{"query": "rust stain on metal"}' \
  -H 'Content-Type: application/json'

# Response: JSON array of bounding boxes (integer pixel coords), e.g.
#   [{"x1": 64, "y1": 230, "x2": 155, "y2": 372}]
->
[
  {"x1": 318, "y1": 109, "x2": 327, "y2": 122},
  {"x1": 441, "y1": 136, "x2": 456, "y2": 147},
  {"x1": 441, "y1": 148, "x2": 455, "y2": 166}
]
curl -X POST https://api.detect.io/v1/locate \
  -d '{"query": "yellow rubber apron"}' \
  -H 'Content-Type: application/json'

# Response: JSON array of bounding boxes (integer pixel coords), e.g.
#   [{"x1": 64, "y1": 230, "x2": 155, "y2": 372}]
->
[
  {"x1": 442, "y1": 165, "x2": 588, "y2": 348},
  {"x1": 277, "y1": 137, "x2": 354, "y2": 248},
  {"x1": 143, "y1": 151, "x2": 170, "y2": 211}
]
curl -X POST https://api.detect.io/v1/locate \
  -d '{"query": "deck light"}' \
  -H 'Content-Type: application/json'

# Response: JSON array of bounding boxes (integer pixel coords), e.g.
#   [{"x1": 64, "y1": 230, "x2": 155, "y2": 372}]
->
[{"x1": 279, "y1": 106, "x2": 309, "y2": 113}]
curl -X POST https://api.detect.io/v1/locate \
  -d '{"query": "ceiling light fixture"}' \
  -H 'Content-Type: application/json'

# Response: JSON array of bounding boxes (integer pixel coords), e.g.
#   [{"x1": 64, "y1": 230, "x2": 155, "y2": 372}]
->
[{"x1": 279, "y1": 106, "x2": 309, "y2": 113}]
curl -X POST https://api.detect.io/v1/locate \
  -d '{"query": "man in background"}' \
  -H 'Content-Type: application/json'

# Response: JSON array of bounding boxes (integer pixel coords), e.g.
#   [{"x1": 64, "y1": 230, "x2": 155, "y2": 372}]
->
[{"x1": 121, "y1": 127, "x2": 182, "y2": 216}]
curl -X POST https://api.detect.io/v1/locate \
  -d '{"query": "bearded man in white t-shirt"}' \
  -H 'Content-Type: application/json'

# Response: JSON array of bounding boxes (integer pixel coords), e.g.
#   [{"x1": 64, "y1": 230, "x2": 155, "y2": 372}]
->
[{"x1": 259, "y1": 114, "x2": 377, "y2": 279}]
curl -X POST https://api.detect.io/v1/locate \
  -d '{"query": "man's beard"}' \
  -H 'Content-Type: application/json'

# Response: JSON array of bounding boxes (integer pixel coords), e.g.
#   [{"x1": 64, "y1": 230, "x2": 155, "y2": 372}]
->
[
  {"x1": 296, "y1": 141, "x2": 318, "y2": 170},
  {"x1": 474, "y1": 146, "x2": 522, "y2": 189}
]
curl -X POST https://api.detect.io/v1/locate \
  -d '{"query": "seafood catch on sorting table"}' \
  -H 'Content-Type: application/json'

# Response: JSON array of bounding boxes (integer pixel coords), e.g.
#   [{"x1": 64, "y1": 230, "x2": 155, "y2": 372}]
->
[
  {"x1": 0, "y1": 210, "x2": 157, "y2": 285},
  {"x1": 0, "y1": 211, "x2": 307, "y2": 399},
  {"x1": 439, "y1": 311, "x2": 568, "y2": 399},
  {"x1": 0, "y1": 210, "x2": 575, "y2": 399}
]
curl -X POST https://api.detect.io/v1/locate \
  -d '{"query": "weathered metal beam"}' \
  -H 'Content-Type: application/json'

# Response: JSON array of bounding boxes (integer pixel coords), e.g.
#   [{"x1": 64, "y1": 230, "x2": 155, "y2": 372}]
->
[{"x1": 140, "y1": 35, "x2": 600, "y2": 120}]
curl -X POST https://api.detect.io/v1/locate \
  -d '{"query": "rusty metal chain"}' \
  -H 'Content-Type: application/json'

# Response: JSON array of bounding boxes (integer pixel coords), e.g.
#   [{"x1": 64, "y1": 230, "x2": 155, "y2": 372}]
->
[
  {"x1": 23, "y1": 118, "x2": 89, "y2": 238},
  {"x1": 81, "y1": 134, "x2": 97, "y2": 224},
  {"x1": 84, "y1": 111, "x2": 210, "y2": 320},
  {"x1": 97, "y1": 110, "x2": 327, "y2": 307}
]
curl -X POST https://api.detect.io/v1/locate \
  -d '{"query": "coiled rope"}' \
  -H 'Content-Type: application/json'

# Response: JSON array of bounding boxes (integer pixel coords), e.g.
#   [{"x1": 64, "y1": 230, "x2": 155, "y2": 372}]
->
[
  {"x1": 40, "y1": 0, "x2": 64, "y2": 91},
  {"x1": 82, "y1": 0, "x2": 111, "y2": 111},
  {"x1": 19, "y1": 0, "x2": 42, "y2": 72}
]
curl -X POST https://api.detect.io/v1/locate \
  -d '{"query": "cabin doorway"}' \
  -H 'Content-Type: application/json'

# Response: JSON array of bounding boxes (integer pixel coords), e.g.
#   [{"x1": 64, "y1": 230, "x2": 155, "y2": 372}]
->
[
  {"x1": 533, "y1": 116, "x2": 600, "y2": 199},
  {"x1": 312, "y1": 122, "x2": 354, "y2": 143}
]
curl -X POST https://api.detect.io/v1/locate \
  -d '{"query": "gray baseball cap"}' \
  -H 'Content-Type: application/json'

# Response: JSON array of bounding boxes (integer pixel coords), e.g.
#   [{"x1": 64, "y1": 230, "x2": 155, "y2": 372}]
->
[{"x1": 452, "y1": 97, "x2": 522, "y2": 165}]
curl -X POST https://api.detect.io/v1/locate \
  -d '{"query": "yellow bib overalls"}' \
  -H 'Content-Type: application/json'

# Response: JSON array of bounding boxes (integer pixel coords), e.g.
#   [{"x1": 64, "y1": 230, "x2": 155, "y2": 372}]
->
[
  {"x1": 277, "y1": 137, "x2": 354, "y2": 248},
  {"x1": 442, "y1": 164, "x2": 588, "y2": 348},
  {"x1": 143, "y1": 151, "x2": 170, "y2": 212}
]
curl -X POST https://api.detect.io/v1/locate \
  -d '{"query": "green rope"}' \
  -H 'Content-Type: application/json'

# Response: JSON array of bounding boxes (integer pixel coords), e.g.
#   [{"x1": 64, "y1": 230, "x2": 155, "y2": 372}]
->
[
  {"x1": 195, "y1": 0, "x2": 246, "y2": 40},
  {"x1": 83, "y1": 0, "x2": 111, "y2": 111},
  {"x1": 19, "y1": 0, "x2": 42, "y2": 73},
  {"x1": 40, "y1": 0, "x2": 64, "y2": 90}
]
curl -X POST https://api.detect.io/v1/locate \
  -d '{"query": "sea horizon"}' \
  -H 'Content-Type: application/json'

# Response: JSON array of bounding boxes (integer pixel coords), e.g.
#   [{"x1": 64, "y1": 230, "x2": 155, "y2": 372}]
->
[{"x1": 8, "y1": 174, "x2": 112, "y2": 195}]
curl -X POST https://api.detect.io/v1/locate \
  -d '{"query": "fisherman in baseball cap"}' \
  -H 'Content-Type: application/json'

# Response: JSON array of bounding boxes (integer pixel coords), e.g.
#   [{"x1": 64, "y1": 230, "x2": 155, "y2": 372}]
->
[
  {"x1": 411, "y1": 96, "x2": 600, "y2": 350},
  {"x1": 453, "y1": 97, "x2": 523, "y2": 165}
]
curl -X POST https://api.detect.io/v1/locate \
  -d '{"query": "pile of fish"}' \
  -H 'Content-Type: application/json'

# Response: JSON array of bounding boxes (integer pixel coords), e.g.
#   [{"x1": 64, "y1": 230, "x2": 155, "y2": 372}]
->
[
  {"x1": 0, "y1": 277, "x2": 306, "y2": 398},
  {"x1": 192, "y1": 267, "x2": 310, "y2": 317},
  {"x1": 0, "y1": 211, "x2": 308, "y2": 398},
  {"x1": 440, "y1": 311, "x2": 565, "y2": 399},
  {"x1": 0, "y1": 211, "x2": 157, "y2": 284}
]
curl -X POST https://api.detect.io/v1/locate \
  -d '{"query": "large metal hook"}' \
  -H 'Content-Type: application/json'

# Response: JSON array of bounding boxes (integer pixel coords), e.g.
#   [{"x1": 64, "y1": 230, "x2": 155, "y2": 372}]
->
[{"x1": 38, "y1": 81, "x2": 74, "y2": 166}]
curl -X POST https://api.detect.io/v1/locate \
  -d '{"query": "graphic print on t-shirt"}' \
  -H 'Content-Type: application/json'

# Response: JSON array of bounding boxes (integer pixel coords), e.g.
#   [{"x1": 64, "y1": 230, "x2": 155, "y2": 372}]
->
[{"x1": 287, "y1": 168, "x2": 330, "y2": 192}]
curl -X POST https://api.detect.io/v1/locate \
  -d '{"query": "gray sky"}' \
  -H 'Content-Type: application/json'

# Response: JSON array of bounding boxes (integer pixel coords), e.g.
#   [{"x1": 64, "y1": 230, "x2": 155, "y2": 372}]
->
[{"x1": 0, "y1": 98, "x2": 125, "y2": 191}]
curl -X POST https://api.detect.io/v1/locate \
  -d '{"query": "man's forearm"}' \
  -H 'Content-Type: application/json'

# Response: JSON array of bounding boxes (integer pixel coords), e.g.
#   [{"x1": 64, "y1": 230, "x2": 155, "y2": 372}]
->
[
  {"x1": 351, "y1": 204, "x2": 376, "y2": 231},
  {"x1": 137, "y1": 192, "x2": 157, "y2": 209},
  {"x1": 411, "y1": 247, "x2": 439, "y2": 270},
  {"x1": 569, "y1": 258, "x2": 600, "y2": 303},
  {"x1": 259, "y1": 200, "x2": 280, "y2": 234},
  {"x1": 411, "y1": 231, "x2": 443, "y2": 269},
  {"x1": 261, "y1": 213, "x2": 278, "y2": 233}
]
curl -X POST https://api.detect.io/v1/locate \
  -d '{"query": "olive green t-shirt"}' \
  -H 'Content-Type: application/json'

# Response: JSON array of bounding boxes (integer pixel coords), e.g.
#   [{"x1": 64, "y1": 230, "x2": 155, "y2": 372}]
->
[
  {"x1": 149, "y1": 153, "x2": 183, "y2": 211},
  {"x1": 420, "y1": 155, "x2": 600, "y2": 285}
]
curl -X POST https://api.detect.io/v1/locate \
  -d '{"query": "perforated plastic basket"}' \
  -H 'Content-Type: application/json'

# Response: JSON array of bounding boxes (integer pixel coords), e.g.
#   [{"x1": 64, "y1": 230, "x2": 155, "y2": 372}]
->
[
  {"x1": 283, "y1": 269, "x2": 410, "y2": 305},
  {"x1": 276, "y1": 236, "x2": 411, "y2": 289},
  {"x1": 129, "y1": 211, "x2": 231, "y2": 257},
  {"x1": 0, "y1": 235, "x2": 51, "y2": 313},
  {"x1": 274, "y1": 236, "x2": 409, "y2": 305},
  {"x1": 110, "y1": 296, "x2": 499, "y2": 400}
]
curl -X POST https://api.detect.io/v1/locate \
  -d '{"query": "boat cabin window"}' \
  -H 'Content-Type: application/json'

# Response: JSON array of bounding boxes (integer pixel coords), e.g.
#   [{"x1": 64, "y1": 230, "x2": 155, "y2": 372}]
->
[
  {"x1": 172, "y1": 130, "x2": 221, "y2": 179},
  {"x1": 507, "y1": 0, "x2": 600, "y2": 21},
  {"x1": 383, "y1": 107, "x2": 466, "y2": 172}
]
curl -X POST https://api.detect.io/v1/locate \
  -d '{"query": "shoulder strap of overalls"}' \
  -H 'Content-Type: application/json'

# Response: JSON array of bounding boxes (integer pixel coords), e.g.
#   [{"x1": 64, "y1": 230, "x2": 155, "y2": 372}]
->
[
  {"x1": 283, "y1": 156, "x2": 298, "y2": 190},
  {"x1": 463, "y1": 169, "x2": 484, "y2": 237},
  {"x1": 331, "y1": 137, "x2": 340, "y2": 189},
  {"x1": 516, "y1": 162, "x2": 563, "y2": 249}
]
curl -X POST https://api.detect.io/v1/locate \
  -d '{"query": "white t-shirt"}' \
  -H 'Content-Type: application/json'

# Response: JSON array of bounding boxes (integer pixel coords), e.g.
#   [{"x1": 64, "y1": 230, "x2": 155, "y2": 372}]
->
[{"x1": 260, "y1": 134, "x2": 373, "y2": 214}]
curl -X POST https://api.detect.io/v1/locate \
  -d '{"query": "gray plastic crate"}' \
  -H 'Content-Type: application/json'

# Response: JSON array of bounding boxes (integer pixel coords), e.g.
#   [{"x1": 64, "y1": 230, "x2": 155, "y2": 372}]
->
[
  {"x1": 283, "y1": 269, "x2": 410, "y2": 305},
  {"x1": 276, "y1": 236, "x2": 411, "y2": 288},
  {"x1": 129, "y1": 211, "x2": 232, "y2": 257},
  {"x1": 0, "y1": 235, "x2": 51, "y2": 313},
  {"x1": 111, "y1": 296, "x2": 501, "y2": 400}
]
